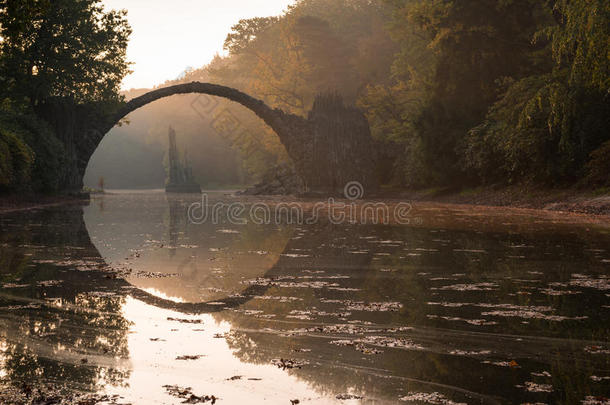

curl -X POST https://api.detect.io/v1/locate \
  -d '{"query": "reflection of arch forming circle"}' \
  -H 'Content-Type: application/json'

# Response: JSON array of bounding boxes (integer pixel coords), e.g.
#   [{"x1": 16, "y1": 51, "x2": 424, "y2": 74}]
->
[
  {"x1": 111, "y1": 235, "x2": 317, "y2": 313},
  {"x1": 89, "y1": 217, "x2": 370, "y2": 315},
  {"x1": 104, "y1": 248, "x2": 292, "y2": 314},
  {"x1": 123, "y1": 281, "x2": 276, "y2": 314},
  {"x1": 115, "y1": 225, "x2": 372, "y2": 314},
  {"x1": 83, "y1": 194, "x2": 295, "y2": 314}
]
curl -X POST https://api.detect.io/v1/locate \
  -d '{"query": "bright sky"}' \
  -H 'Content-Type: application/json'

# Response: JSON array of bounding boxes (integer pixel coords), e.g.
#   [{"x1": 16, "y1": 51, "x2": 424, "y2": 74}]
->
[{"x1": 101, "y1": 0, "x2": 296, "y2": 90}]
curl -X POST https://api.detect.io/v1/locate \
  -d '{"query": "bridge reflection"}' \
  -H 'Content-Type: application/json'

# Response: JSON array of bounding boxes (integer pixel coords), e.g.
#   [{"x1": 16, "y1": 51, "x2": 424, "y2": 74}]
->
[{"x1": 1, "y1": 193, "x2": 608, "y2": 403}]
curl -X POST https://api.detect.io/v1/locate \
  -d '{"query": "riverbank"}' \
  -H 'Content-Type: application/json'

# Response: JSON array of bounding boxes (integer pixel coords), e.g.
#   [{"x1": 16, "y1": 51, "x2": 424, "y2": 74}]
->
[
  {"x1": 0, "y1": 193, "x2": 90, "y2": 214},
  {"x1": 2, "y1": 186, "x2": 609, "y2": 217},
  {"x1": 243, "y1": 174, "x2": 610, "y2": 216},
  {"x1": 394, "y1": 186, "x2": 610, "y2": 216}
]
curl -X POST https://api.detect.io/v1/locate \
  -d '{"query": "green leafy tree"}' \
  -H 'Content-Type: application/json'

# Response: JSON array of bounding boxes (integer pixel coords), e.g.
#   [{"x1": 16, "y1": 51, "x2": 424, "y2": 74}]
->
[
  {"x1": 0, "y1": 0, "x2": 132, "y2": 106},
  {"x1": 0, "y1": 0, "x2": 130, "y2": 192},
  {"x1": 464, "y1": 0, "x2": 609, "y2": 185},
  {"x1": 0, "y1": 104, "x2": 66, "y2": 192},
  {"x1": 542, "y1": 0, "x2": 609, "y2": 91},
  {"x1": 224, "y1": 17, "x2": 279, "y2": 55},
  {"x1": 359, "y1": 0, "x2": 553, "y2": 186},
  {"x1": 212, "y1": 0, "x2": 397, "y2": 181}
]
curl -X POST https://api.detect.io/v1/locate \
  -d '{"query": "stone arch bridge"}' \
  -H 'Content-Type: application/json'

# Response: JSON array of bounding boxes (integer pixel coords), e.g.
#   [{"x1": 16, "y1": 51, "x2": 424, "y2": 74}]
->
[{"x1": 38, "y1": 82, "x2": 378, "y2": 195}]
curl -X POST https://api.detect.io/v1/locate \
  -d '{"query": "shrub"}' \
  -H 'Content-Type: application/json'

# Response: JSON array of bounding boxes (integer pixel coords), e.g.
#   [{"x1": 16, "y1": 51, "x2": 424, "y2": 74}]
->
[
  {"x1": 0, "y1": 107, "x2": 67, "y2": 193},
  {"x1": 586, "y1": 141, "x2": 610, "y2": 187},
  {"x1": 0, "y1": 128, "x2": 34, "y2": 190}
]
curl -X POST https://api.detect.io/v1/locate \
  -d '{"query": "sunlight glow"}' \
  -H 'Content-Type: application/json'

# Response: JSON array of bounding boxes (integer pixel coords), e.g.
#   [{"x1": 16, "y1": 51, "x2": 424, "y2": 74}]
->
[
  {"x1": 101, "y1": 0, "x2": 296, "y2": 90},
  {"x1": 141, "y1": 288, "x2": 186, "y2": 303}
]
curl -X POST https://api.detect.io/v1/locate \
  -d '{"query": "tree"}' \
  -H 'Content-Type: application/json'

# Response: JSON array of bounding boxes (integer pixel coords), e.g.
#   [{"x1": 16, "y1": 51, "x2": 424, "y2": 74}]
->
[
  {"x1": 360, "y1": 0, "x2": 556, "y2": 187},
  {"x1": 0, "y1": 0, "x2": 132, "y2": 106},
  {"x1": 543, "y1": 0, "x2": 609, "y2": 92},
  {"x1": 224, "y1": 17, "x2": 279, "y2": 55},
  {"x1": 463, "y1": 0, "x2": 610, "y2": 185},
  {"x1": 212, "y1": 0, "x2": 397, "y2": 182}
]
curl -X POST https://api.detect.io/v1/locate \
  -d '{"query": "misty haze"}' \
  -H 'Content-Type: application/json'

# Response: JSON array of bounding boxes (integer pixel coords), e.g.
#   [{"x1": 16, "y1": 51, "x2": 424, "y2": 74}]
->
[{"x1": 0, "y1": 0, "x2": 608, "y2": 404}]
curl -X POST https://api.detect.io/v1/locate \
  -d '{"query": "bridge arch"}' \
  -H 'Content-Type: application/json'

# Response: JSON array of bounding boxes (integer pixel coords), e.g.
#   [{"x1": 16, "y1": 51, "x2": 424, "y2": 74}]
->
[
  {"x1": 101, "y1": 82, "x2": 304, "y2": 148},
  {"x1": 75, "y1": 82, "x2": 378, "y2": 194}
]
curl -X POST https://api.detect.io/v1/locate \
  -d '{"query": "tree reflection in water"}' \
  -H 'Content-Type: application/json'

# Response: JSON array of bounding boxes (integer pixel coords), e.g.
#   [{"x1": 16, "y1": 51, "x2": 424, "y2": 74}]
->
[
  {"x1": 0, "y1": 205, "x2": 131, "y2": 398},
  {"x1": 0, "y1": 193, "x2": 608, "y2": 403}
]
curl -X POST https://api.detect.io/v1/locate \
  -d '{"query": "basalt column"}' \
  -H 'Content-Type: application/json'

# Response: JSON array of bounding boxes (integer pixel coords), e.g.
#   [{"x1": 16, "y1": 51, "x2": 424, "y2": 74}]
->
[{"x1": 304, "y1": 93, "x2": 378, "y2": 194}]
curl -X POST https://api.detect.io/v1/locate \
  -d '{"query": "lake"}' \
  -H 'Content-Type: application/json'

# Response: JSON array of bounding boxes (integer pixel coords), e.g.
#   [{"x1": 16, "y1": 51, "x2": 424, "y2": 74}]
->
[{"x1": 0, "y1": 191, "x2": 609, "y2": 404}]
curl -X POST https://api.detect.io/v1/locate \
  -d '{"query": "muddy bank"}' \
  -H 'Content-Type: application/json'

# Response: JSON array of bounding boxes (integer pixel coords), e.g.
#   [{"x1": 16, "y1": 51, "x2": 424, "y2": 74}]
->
[
  {"x1": 4, "y1": 186, "x2": 609, "y2": 218},
  {"x1": 395, "y1": 186, "x2": 610, "y2": 216},
  {"x1": 241, "y1": 175, "x2": 610, "y2": 216},
  {"x1": 0, "y1": 192, "x2": 90, "y2": 214}
]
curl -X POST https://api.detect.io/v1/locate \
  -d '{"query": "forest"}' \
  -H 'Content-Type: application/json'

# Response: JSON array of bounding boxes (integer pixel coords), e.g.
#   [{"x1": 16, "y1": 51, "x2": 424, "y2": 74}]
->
[{"x1": 1, "y1": 0, "x2": 608, "y2": 193}]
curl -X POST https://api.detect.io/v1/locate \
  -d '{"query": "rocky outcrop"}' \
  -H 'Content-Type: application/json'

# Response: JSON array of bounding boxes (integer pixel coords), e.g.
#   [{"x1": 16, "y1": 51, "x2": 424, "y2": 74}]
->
[{"x1": 239, "y1": 163, "x2": 305, "y2": 196}]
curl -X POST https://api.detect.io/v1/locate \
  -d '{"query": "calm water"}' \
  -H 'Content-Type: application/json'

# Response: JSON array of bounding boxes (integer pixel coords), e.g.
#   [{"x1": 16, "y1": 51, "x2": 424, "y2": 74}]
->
[{"x1": 0, "y1": 192, "x2": 609, "y2": 404}]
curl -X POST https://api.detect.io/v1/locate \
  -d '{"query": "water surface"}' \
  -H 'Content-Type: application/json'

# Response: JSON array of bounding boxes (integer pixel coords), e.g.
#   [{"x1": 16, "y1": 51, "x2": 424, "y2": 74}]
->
[{"x1": 1, "y1": 192, "x2": 609, "y2": 404}]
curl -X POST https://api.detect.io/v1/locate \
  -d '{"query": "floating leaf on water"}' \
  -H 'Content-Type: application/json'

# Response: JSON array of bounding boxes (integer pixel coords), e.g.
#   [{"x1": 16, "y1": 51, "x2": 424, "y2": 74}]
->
[
  {"x1": 531, "y1": 371, "x2": 551, "y2": 377},
  {"x1": 481, "y1": 310, "x2": 587, "y2": 322},
  {"x1": 449, "y1": 350, "x2": 492, "y2": 356},
  {"x1": 518, "y1": 381, "x2": 553, "y2": 393},
  {"x1": 336, "y1": 394, "x2": 363, "y2": 400},
  {"x1": 482, "y1": 360, "x2": 521, "y2": 368},
  {"x1": 344, "y1": 301, "x2": 403, "y2": 312},
  {"x1": 271, "y1": 358, "x2": 308, "y2": 370},
  {"x1": 435, "y1": 282, "x2": 498, "y2": 291},
  {"x1": 581, "y1": 395, "x2": 610, "y2": 405},
  {"x1": 167, "y1": 317, "x2": 203, "y2": 324},
  {"x1": 175, "y1": 355, "x2": 205, "y2": 361},
  {"x1": 399, "y1": 392, "x2": 466, "y2": 404},
  {"x1": 585, "y1": 346, "x2": 610, "y2": 355},
  {"x1": 163, "y1": 385, "x2": 217, "y2": 404}
]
